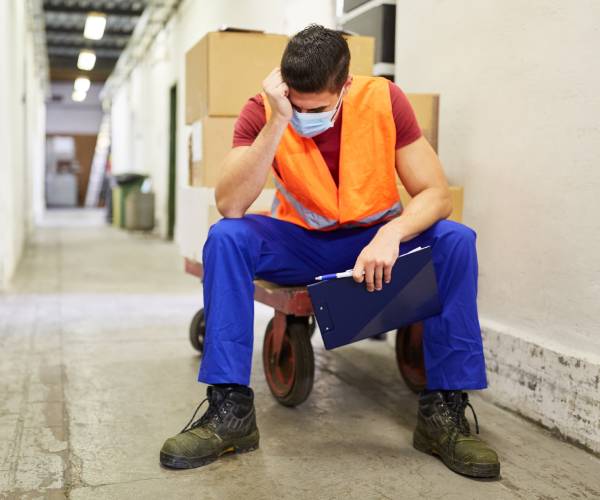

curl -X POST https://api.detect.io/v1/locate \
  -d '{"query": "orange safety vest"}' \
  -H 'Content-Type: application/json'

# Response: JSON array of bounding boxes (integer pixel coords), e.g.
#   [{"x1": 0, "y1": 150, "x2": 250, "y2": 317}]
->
[{"x1": 263, "y1": 75, "x2": 401, "y2": 231}]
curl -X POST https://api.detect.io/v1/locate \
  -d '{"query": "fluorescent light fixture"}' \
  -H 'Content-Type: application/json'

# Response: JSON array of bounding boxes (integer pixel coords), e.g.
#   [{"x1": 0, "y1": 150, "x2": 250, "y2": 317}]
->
[
  {"x1": 77, "y1": 50, "x2": 96, "y2": 71},
  {"x1": 84, "y1": 12, "x2": 107, "y2": 40},
  {"x1": 74, "y1": 77, "x2": 91, "y2": 93},
  {"x1": 72, "y1": 90, "x2": 87, "y2": 102}
]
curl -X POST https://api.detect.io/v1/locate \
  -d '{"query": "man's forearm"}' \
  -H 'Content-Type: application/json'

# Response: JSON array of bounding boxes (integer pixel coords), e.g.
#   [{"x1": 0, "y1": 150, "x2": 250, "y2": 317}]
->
[
  {"x1": 216, "y1": 115, "x2": 288, "y2": 217},
  {"x1": 379, "y1": 187, "x2": 453, "y2": 244}
]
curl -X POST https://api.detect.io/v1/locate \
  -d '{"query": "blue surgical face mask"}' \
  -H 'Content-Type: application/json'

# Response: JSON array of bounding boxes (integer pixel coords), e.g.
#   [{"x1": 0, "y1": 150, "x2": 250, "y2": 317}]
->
[{"x1": 290, "y1": 89, "x2": 345, "y2": 138}]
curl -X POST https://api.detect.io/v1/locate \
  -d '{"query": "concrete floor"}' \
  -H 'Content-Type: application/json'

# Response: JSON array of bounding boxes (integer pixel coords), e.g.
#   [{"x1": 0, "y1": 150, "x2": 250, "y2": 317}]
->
[{"x1": 1, "y1": 209, "x2": 600, "y2": 500}]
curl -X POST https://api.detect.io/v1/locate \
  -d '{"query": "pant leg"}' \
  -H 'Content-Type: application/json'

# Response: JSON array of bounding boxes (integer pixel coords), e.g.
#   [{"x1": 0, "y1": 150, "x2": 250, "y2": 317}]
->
[
  {"x1": 399, "y1": 220, "x2": 487, "y2": 391},
  {"x1": 198, "y1": 214, "x2": 380, "y2": 386}
]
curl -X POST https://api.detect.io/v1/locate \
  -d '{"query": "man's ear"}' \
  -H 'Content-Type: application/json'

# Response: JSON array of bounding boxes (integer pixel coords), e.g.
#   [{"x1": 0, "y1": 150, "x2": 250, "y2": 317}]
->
[{"x1": 345, "y1": 74, "x2": 353, "y2": 89}]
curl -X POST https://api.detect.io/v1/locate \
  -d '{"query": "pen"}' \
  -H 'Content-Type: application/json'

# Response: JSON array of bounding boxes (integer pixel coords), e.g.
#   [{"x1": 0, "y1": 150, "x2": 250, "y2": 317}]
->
[
  {"x1": 314, "y1": 246, "x2": 428, "y2": 281},
  {"x1": 315, "y1": 269, "x2": 358, "y2": 281}
]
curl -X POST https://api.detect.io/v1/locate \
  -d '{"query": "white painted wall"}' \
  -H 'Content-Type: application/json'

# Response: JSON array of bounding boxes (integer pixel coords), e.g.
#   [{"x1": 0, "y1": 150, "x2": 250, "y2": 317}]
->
[
  {"x1": 395, "y1": 0, "x2": 600, "y2": 358},
  {"x1": 26, "y1": 35, "x2": 48, "y2": 232},
  {"x1": 110, "y1": 81, "x2": 133, "y2": 174},
  {"x1": 0, "y1": 0, "x2": 46, "y2": 290},
  {"x1": 109, "y1": 0, "x2": 336, "y2": 238}
]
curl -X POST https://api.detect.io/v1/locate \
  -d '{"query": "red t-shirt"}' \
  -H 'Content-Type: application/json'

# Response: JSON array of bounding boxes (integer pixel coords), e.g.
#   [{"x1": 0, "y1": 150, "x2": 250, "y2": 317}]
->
[{"x1": 232, "y1": 81, "x2": 422, "y2": 185}]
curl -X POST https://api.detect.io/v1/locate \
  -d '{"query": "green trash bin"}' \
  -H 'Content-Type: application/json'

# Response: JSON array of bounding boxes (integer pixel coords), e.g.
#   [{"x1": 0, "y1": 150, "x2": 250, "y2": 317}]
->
[{"x1": 111, "y1": 174, "x2": 146, "y2": 228}]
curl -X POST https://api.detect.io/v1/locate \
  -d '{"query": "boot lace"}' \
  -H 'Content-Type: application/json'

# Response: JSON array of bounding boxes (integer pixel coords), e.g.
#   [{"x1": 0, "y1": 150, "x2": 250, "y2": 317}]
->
[
  {"x1": 451, "y1": 396, "x2": 480, "y2": 436},
  {"x1": 179, "y1": 397, "x2": 226, "y2": 433},
  {"x1": 440, "y1": 394, "x2": 480, "y2": 452}
]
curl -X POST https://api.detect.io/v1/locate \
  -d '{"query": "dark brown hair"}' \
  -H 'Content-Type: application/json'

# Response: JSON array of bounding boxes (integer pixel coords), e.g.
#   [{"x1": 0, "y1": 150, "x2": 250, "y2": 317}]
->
[{"x1": 281, "y1": 24, "x2": 350, "y2": 93}]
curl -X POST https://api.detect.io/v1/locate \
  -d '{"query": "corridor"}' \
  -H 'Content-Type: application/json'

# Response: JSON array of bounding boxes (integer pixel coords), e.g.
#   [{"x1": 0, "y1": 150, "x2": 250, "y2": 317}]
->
[{"x1": 1, "y1": 210, "x2": 599, "y2": 499}]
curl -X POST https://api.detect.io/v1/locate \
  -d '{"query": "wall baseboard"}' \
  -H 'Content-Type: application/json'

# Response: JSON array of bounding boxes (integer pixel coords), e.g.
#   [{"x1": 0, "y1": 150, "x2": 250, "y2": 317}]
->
[{"x1": 480, "y1": 323, "x2": 600, "y2": 455}]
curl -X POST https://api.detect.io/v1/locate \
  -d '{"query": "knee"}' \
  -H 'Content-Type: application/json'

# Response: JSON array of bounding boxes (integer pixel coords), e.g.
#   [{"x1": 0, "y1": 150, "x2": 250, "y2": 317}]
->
[
  {"x1": 206, "y1": 217, "x2": 253, "y2": 247},
  {"x1": 202, "y1": 217, "x2": 257, "y2": 264},
  {"x1": 202, "y1": 217, "x2": 254, "y2": 261},
  {"x1": 431, "y1": 220, "x2": 477, "y2": 247}
]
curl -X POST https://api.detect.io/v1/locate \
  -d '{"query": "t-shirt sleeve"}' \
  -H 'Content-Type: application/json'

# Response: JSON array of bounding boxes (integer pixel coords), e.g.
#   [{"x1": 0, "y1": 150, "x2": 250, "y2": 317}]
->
[
  {"x1": 389, "y1": 81, "x2": 422, "y2": 149},
  {"x1": 232, "y1": 94, "x2": 267, "y2": 147}
]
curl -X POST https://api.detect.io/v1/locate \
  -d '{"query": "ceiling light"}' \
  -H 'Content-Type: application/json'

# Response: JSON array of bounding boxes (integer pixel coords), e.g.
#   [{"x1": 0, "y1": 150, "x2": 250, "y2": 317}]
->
[
  {"x1": 84, "y1": 12, "x2": 107, "y2": 40},
  {"x1": 74, "y1": 77, "x2": 91, "y2": 93},
  {"x1": 77, "y1": 50, "x2": 96, "y2": 71},
  {"x1": 72, "y1": 90, "x2": 87, "y2": 102}
]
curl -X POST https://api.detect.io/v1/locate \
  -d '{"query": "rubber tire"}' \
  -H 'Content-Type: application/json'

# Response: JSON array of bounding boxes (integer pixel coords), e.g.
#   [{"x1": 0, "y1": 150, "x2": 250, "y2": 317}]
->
[
  {"x1": 308, "y1": 315, "x2": 317, "y2": 338},
  {"x1": 262, "y1": 317, "x2": 315, "y2": 407},
  {"x1": 189, "y1": 308, "x2": 206, "y2": 355},
  {"x1": 395, "y1": 323, "x2": 427, "y2": 393}
]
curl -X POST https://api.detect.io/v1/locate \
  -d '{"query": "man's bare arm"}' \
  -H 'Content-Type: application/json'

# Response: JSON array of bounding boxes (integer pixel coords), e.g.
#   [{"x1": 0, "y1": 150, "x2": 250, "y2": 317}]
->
[
  {"x1": 379, "y1": 136, "x2": 453, "y2": 243},
  {"x1": 215, "y1": 117, "x2": 287, "y2": 218},
  {"x1": 215, "y1": 68, "x2": 292, "y2": 218}
]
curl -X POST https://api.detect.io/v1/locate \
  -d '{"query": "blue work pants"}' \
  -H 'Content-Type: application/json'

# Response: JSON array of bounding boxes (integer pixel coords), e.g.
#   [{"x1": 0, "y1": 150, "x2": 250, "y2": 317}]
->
[{"x1": 198, "y1": 215, "x2": 487, "y2": 391}]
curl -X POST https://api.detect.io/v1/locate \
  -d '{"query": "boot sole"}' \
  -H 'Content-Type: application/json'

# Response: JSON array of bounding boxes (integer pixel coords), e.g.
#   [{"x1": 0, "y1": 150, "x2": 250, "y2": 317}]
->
[
  {"x1": 160, "y1": 432, "x2": 259, "y2": 470},
  {"x1": 413, "y1": 430, "x2": 500, "y2": 479}
]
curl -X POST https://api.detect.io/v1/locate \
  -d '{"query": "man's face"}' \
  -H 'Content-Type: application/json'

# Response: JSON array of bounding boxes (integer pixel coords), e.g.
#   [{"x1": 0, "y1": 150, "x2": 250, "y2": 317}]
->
[
  {"x1": 287, "y1": 76, "x2": 352, "y2": 114},
  {"x1": 288, "y1": 89, "x2": 339, "y2": 114}
]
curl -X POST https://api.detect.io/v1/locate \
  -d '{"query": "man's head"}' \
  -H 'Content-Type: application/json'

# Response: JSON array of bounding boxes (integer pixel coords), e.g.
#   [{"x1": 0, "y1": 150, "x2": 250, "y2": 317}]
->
[{"x1": 281, "y1": 24, "x2": 352, "y2": 114}]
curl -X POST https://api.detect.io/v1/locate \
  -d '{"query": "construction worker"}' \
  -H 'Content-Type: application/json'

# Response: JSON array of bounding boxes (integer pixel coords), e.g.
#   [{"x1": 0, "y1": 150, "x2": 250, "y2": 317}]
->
[{"x1": 160, "y1": 24, "x2": 500, "y2": 479}]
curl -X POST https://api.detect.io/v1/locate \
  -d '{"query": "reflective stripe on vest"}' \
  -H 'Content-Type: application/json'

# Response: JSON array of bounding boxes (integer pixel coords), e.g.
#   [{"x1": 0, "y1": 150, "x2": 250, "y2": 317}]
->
[
  {"x1": 339, "y1": 201, "x2": 403, "y2": 228},
  {"x1": 273, "y1": 178, "x2": 402, "y2": 230},
  {"x1": 273, "y1": 178, "x2": 338, "y2": 229}
]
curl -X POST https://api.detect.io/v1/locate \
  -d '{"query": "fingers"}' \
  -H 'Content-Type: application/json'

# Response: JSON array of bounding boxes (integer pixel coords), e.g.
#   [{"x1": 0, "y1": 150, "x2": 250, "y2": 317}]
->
[
  {"x1": 275, "y1": 80, "x2": 289, "y2": 96},
  {"x1": 263, "y1": 67, "x2": 282, "y2": 91},
  {"x1": 367, "y1": 260, "x2": 392, "y2": 291},
  {"x1": 383, "y1": 263, "x2": 392, "y2": 284},
  {"x1": 267, "y1": 67, "x2": 284, "y2": 86},
  {"x1": 269, "y1": 67, "x2": 281, "y2": 80},
  {"x1": 352, "y1": 260, "x2": 365, "y2": 283},
  {"x1": 263, "y1": 67, "x2": 289, "y2": 98},
  {"x1": 354, "y1": 254, "x2": 393, "y2": 292},
  {"x1": 363, "y1": 262, "x2": 375, "y2": 292},
  {"x1": 374, "y1": 264, "x2": 383, "y2": 291}
]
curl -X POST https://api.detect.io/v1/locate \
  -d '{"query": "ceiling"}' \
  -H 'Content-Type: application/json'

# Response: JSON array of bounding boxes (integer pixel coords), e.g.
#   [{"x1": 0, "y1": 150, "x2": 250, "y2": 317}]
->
[{"x1": 43, "y1": 0, "x2": 148, "y2": 82}]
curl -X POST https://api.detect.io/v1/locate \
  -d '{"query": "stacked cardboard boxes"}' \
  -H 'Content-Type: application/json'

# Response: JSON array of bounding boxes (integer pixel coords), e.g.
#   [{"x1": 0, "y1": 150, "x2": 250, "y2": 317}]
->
[
  {"x1": 406, "y1": 93, "x2": 439, "y2": 153},
  {"x1": 185, "y1": 31, "x2": 290, "y2": 188},
  {"x1": 179, "y1": 31, "x2": 288, "y2": 261},
  {"x1": 343, "y1": 34, "x2": 375, "y2": 75},
  {"x1": 187, "y1": 117, "x2": 239, "y2": 187}
]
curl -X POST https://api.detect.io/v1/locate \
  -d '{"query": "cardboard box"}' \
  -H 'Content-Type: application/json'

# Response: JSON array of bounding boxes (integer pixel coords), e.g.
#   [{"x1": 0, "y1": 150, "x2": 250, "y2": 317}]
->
[
  {"x1": 185, "y1": 30, "x2": 375, "y2": 120},
  {"x1": 188, "y1": 116, "x2": 236, "y2": 187},
  {"x1": 344, "y1": 35, "x2": 375, "y2": 75},
  {"x1": 188, "y1": 117, "x2": 275, "y2": 188},
  {"x1": 176, "y1": 186, "x2": 275, "y2": 262},
  {"x1": 397, "y1": 184, "x2": 464, "y2": 223},
  {"x1": 185, "y1": 31, "x2": 289, "y2": 122},
  {"x1": 406, "y1": 93, "x2": 439, "y2": 152}
]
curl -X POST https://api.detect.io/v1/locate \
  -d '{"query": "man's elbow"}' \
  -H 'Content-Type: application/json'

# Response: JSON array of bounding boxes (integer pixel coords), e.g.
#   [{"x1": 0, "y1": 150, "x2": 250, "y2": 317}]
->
[
  {"x1": 215, "y1": 196, "x2": 245, "y2": 219},
  {"x1": 440, "y1": 188, "x2": 453, "y2": 219}
]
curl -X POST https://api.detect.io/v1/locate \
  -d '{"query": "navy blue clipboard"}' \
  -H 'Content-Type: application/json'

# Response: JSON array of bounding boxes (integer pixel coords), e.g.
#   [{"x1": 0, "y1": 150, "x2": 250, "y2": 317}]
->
[{"x1": 307, "y1": 246, "x2": 442, "y2": 350}]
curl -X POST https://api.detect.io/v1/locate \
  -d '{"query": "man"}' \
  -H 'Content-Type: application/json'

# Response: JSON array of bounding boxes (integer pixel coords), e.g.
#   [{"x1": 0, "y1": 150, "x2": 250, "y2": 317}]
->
[{"x1": 160, "y1": 25, "x2": 500, "y2": 478}]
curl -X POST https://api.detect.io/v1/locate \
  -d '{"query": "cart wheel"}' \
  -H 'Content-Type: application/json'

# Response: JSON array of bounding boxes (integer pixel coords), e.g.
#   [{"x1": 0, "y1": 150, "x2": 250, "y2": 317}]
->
[
  {"x1": 308, "y1": 315, "x2": 317, "y2": 337},
  {"x1": 396, "y1": 322, "x2": 426, "y2": 393},
  {"x1": 189, "y1": 308, "x2": 206, "y2": 355},
  {"x1": 263, "y1": 317, "x2": 315, "y2": 407}
]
